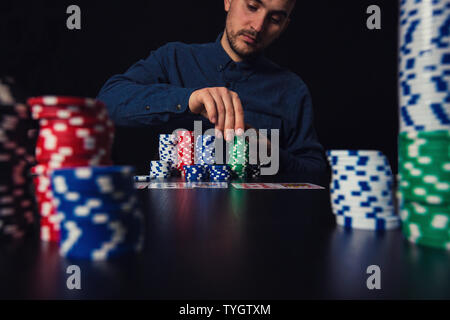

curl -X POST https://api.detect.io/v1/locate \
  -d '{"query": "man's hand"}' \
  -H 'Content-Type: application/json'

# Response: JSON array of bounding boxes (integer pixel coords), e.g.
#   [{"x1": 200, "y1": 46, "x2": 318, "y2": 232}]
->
[{"x1": 188, "y1": 87, "x2": 245, "y2": 141}]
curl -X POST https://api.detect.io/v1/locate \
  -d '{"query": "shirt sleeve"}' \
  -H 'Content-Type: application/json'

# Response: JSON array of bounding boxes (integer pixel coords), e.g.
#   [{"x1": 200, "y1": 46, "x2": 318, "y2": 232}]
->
[
  {"x1": 97, "y1": 44, "x2": 199, "y2": 127},
  {"x1": 277, "y1": 81, "x2": 329, "y2": 184}
]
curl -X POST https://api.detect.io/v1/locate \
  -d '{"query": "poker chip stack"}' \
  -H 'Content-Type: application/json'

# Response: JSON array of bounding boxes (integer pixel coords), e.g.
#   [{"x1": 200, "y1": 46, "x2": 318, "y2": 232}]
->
[
  {"x1": 177, "y1": 130, "x2": 194, "y2": 176},
  {"x1": 195, "y1": 134, "x2": 216, "y2": 167},
  {"x1": 0, "y1": 103, "x2": 37, "y2": 240},
  {"x1": 246, "y1": 164, "x2": 261, "y2": 179},
  {"x1": 327, "y1": 150, "x2": 401, "y2": 231},
  {"x1": 159, "y1": 134, "x2": 178, "y2": 171},
  {"x1": 27, "y1": 96, "x2": 115, "y2": 242},
  {"x1": 208, "y1": 164, "x2": 232, "y2": 182},
  {"x1": 50, "y1": 166, "x2": 144, "y2": 260},
  {"x1": 228, "y1": 136, "x2": 249, "y2": 179},
  {"x1": 149, "y1": 160, "x2": 172, "y2": 179},
  {"x1": 183, "y1": 164, "x2": 208, "y2": 182},
  {"x1": 398, "y1": 0, "x2": 450, "y2": 249}
]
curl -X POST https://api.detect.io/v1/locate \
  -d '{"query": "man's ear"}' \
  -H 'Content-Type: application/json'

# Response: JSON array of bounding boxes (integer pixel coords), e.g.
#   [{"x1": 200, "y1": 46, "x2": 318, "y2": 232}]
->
[{"x1": 224, "y1": 0, "x2": 231, "y2": 12}]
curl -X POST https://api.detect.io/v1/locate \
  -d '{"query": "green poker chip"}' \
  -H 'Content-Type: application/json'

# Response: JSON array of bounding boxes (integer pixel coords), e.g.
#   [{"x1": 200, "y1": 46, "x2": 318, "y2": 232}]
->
[{"x1": 398, "y1": 130, "x2": 450, "y2": 250}]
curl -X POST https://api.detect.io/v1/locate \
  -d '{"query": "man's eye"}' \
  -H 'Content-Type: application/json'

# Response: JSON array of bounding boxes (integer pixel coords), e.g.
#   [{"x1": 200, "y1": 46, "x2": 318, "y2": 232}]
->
[
  {"x1": 247, "y1": 5, "x2": 257, "y2": 11},
  {"x1": 271, "y1": 18, "x2": 281, "y2": 24}
]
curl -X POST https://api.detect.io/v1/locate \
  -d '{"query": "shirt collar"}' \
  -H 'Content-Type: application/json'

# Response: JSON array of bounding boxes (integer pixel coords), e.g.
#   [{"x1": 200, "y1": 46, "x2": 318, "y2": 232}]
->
[{"x1": 212, "y1": 32, "x2": 264, "y2": 73}]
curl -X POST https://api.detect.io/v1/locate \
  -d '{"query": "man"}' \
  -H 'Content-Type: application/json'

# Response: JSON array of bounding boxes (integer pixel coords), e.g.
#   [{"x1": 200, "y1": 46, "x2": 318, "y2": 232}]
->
[{"x1": 98, "y1": 0, "x2": 327, "y2": 182}]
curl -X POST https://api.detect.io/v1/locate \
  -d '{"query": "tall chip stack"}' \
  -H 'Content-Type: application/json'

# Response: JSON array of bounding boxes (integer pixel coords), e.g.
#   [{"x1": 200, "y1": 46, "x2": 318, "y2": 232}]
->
[
  {"x1": 0, "y1": 103, "x2": 37, "y2": 240},
  {"x1": 327, "y1": 150, "x2": 401, "y2": 231},
  {"x1": 158, "y1": 134, "x2": 178, "y2": 171},
  {"x1": 27, "y1": 96, "x2": 115, "y2": 242},
  {"x1": 229, "y1": 135, "x2": 249, "y2": 180},
  {"x1": 176, "y1": 130, "x2": 194, "y2": 176},
  {"x1": 195, "y1": 134, "x2": 216, "y2": 167},
  {"x1": 398, "y1": 0, "x2": 450, "y2": 249}
]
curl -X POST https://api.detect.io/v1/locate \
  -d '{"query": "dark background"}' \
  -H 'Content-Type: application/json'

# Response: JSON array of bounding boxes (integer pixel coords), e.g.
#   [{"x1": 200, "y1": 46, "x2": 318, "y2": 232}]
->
[{"x1": 0, "y1": 0, "x2": 399, "y2": 174}]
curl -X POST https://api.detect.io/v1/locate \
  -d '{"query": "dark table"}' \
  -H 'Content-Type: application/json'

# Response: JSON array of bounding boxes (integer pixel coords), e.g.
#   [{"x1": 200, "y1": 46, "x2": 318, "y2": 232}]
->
[{"x1": 1, "y1": 181, "x2": 449, "y2": 300}]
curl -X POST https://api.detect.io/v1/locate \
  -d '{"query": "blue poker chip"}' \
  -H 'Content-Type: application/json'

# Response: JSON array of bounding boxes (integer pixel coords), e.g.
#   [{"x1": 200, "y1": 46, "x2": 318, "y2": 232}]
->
[
  {"x1": 135, "y1": 175, "x2": 151, "y2": 182},
  {"x1": 336, "y1": 215, "x2": 401, "y2": 231},
  {"x1": 59, "y1": 211, "x2": 144, "y2": 260},
  {"x1": 51, "y1": 166, "x2": 135, "y2": 195}
]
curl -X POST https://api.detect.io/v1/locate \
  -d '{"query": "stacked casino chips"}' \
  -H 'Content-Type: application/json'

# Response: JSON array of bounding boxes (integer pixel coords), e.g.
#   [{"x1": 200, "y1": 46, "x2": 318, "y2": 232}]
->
[
  {"x1": 159, "y1": 134, "x2": 178, "y2": 171},
  {"x1": 327, "y1": 150, "x2": 401, "y2": 231},
  {"x1": 195, "y1": 134, "x2": 215, "y2": 166},
  {"x1": 183, "y1": 164, "x2": 208, "y2": 182},
  {"x1": 177, "y1": 130, "x2": 194, "y2": 175},
  {"x1": 27, "y1": 96, "x2": 114, "y2": 242},
  {"x1": 51, "y1": 166, "x2": 144, "y2": 260},
  {"x1": 247, "y1": 164, "x2": 261, "y2": 179},
  {"x1": 398, "y1": 131, "x2": 450, "y2": 249},
  {"x1": 0, "y1": 103, "x2": 37, "y2": 240},
  {"x1": 208, "y1": 164, "x2": 232, "y2": 182},
  {"x1": 398, "y1": 0, "x2": 449, "y2": 249},
  {"x1": 150, "y1": 160, "x2": 172, "y2": 179},
  {"x1": 228, "y1": 136, "x2": 249, "y2": 179}
]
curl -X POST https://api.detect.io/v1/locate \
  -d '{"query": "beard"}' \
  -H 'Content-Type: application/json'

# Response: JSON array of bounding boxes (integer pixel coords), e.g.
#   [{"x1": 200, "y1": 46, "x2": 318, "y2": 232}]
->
[{"x1": 225, "y1": 25, "x2": 262, "y2": 60}]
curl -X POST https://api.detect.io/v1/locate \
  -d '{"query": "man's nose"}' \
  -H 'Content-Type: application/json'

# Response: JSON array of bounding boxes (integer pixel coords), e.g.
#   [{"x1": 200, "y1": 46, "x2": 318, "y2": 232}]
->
[{"x1": 250, "y1": 13, "x2": 266, "y2": 34}]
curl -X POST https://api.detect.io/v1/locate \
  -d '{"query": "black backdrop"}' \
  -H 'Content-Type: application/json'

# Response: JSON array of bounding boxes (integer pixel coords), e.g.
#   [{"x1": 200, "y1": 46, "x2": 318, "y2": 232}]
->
[{"x1": 0, "y1": 0, "x2": 399, "y2": 174}]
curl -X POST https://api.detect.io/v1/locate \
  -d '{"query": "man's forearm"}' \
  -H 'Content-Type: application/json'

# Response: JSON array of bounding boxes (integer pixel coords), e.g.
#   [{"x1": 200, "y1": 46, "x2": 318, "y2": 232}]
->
[{"x1": 97, "y1": 74, "x2": 197, "y2": 127}]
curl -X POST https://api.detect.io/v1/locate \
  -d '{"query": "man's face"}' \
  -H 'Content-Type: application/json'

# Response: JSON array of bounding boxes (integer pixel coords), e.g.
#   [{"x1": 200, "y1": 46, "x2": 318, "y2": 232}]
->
[{"x1": 224, "y1": 0, "x2": 294, "y2": 59}]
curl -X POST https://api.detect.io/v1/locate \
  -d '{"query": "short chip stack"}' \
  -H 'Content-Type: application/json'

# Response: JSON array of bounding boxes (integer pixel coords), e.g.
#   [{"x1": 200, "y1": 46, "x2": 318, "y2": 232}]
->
[
  {"x1": 327, "y1": 150, "x2": 401, "y2": 231},
  {"x1": 27, "y1": 96, "x2": 115, "y2": 242},
  {"x1": 398, "y1": 0, "x2": 450, "y2": 249},
  {"x1": 51, "y1": 166, "x2": 144, "y2": 260},
  {"x1": 229, "y1": 136, "x2": 249, "y2": 180},
  {"x1": 208, "y1": 164, "x2": 232, "y2": 182},
  {"x1": 183, "y1": 164, "x2": 208, "y2": 182},
  {"x1": 150, "y1": 160, "x2": 172, "y2": 179},
  {"x1": 177, "y1": 130, "x2": 194, "y2": 176},
  {"x1": 0, "y1": 103, "x2": 37, "y2": 240}
]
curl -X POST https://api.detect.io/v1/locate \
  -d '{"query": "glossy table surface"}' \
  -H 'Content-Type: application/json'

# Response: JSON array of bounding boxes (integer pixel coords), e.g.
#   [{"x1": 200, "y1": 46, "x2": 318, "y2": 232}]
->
[{"x1": 1, "y1": 180, "x2": 449, "y2": 300}]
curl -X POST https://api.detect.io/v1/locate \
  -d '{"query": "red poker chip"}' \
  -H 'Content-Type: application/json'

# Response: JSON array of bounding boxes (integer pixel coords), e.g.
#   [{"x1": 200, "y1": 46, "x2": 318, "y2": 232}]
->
[
  {"x1": 36, "y1": 135, "x2": 113, "y2": 155},
  {"x1": 38, "y1": 125, "x2": 114, "y2": 140},
  {"x1": 36, "y1": 146, "x2": 113, "y2": 161},
  {"x1": 27, "y1": 96, "x2": 106, "y2": 109},
  {"x1": 39, "y1": 117, "x2": 114, "y2": 130},
  {"x1": 31, "y1": 106, "x2": 108, "y2": 121}
]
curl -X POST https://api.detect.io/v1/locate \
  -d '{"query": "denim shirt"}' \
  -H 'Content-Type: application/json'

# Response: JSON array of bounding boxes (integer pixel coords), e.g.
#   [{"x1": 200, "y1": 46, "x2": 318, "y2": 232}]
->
[{"x1": 98, "y1": 32, "x2": 326, "y2": 180}]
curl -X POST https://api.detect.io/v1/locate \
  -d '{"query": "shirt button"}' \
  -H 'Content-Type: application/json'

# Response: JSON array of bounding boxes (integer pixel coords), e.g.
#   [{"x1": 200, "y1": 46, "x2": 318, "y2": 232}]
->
[
  {"x1": 145, "y1": 106, "x2": 150, "y2": 110},
  {"x1": 218, "y1": 65, "x2": 223, "y2": 71},
  {"x1": 176, "y1": 104, "x2": 182, "y2": 111},
  {"x1": 225, "y1": 82, "x2": 231, "y2": 88}
]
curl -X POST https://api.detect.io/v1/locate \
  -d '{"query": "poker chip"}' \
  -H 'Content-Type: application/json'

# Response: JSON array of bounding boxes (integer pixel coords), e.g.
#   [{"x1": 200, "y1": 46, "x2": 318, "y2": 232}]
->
[
  {"x1": 398, "y1": 0, "x2": 449, "y2": 249},
  {"x1": 229, "y1": 136, "x2": 249, "y2": 180},
  {"x1": 336, "y1": 215, "x2": 401, "y2": 231},
  {"x1": 327, "y1": 150, "x2": 401, "y2": 231},
  {"x1": 195, "y1": 134, "x2": 215, "y2": 166},
  {"x1": 397, "y1": 130, "x2": 449, "y2": 249},
  {"x1": 135, "y1": 175, "x2": 151, "y2": 182},
  {"x1": 208, "y1": 164, "x2": 232, "y2": 182},
  {"x1": 0, "y1": 102, "x2": 37, "y2": 240},
  {"x1": 246, "y1": 164, "x2": 261, "y2": 179},
  {"x1": 176, "y1": 130, "x2": 194, "y2": 174},
  {"x1": 27, "y1": 96, "x2": 114, "y2": 242},
  {"x1": 159, "y1": 134, "x2": 178, "y2": 171},
  {"x1": 183, "y1": 164, "x2": 208, "y2": 182},
  {"x1": 150, "y1": 160, "x2": 172, "y2": 179},
  {"x1": 398, "y1": 0, "x2": 449, "y2": 133},
  {"x1": 51, "y1": 166, "x2": 144, "y2": 260}
]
